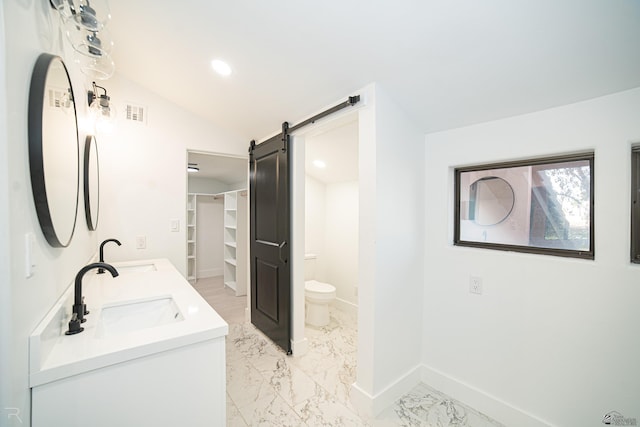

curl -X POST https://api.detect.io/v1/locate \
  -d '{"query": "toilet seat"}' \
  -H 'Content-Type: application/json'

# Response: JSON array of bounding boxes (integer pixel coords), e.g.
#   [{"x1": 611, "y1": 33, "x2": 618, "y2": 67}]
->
[{"x1": 305, "y1": 280, "x2": 335, "y2": 293}]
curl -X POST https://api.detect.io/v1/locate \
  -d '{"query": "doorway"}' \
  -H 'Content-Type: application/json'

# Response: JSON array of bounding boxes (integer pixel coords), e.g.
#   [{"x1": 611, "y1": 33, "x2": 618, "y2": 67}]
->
[
  {"x1": 290, "y1": 111, "x2": 360, "y2": 355},
  {"x1": 186, "y1": 150, "x2": 250, "y2": 322},
  {"x1": 304, "y1": 118, "x2": 359, "y2": 315}
]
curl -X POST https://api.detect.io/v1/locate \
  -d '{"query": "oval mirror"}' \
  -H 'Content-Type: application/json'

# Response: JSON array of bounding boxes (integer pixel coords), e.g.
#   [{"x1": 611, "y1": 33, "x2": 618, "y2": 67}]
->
[
  {"x1": 83, "y1": 135, "x2": 99, "y2": 230},
  {"x1": 28, "y1": 53, "x2": 79, "y2": 247},
  {"x1": 469, "y1": 176, "x2": 515, "y2": 226}
]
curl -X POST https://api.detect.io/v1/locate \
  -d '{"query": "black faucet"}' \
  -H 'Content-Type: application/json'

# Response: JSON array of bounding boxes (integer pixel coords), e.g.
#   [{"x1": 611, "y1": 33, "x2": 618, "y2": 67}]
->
[
  {"x1": 98, "y1": 238, "x2": 121, "y2": 274},
  {"x1": 66, "y1": 262, "x2": 119, "y2": 335}
]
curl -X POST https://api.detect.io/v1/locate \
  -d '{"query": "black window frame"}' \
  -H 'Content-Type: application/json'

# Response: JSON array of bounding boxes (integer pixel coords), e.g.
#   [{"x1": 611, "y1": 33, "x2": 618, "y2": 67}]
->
[{"x1": 454, "y1": 152, "x2": 595, "y2": 260}]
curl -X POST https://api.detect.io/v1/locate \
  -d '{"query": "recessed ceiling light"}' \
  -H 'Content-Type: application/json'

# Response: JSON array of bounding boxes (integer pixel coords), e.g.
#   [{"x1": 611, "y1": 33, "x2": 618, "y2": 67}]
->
[
  {"x1": 187, "y1": 163, "x2": 199, "y2": 173},
  {"x1": 211, "y1": 59, "x2": 232, "y2": 77},
  {"x1": 312, "y1": 160, "x2": 326, "y2": 169}
]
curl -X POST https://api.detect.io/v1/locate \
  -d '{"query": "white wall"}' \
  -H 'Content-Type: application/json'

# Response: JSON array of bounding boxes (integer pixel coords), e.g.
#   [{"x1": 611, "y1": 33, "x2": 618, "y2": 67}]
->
[
  {"x1": 423, "y1": 88, "x2": 640, "y2": 426},
  {"x1": 304, "y1": 175, "x2": 326, "y2": 277},
  {"x1": 96, "y1": 74, "x2": 246, "y2": 276},
  {"x1": 0, "y1": 3, "x2": 99, "y2": 424},
  {"x1": 196, "y1": 196, "x2": 224, "y2": 278},
  {"x1": 188, "y1": 176, "x2": 229, "y2": 194},
  {"x1": 0, "y1": 2, "x2": 12, "y2": 420},
  {"x1": 353, "y1": 84, "x2": 425, "y2": 413},
  {"x1": 324, "y1": 181, "x2": 359, "y2": 306},
  {"x1": 304, "y1": 175, "x2": 359, "y2": 308},
  {"x1": 227, "y1": 180, "x2": 248, "y2": 192}
]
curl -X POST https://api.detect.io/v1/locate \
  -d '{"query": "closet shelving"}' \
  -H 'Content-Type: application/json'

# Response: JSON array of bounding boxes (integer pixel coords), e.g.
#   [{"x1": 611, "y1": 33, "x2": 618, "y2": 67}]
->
[
  {"x1": 186, "y1": 190, "x2": 247, "y2": 296},
  {"x1": 186, "y1": 193, "x2": 197, "y2": 282},
  {"x1": 223, "y1": 191, "x2": 238, "y2": 291}
]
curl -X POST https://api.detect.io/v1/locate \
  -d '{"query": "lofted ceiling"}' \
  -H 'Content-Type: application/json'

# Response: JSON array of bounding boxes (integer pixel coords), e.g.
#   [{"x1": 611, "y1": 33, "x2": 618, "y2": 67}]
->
[{"x1": 109, "y1": 1, "x2": 640, "y2": 142}]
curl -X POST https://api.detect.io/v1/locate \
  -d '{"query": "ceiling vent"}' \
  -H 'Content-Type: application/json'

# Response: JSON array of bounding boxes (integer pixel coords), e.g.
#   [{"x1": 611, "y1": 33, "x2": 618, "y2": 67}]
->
[{"x1": 125, "y1": 103, "x2": 146, "y2": 124}]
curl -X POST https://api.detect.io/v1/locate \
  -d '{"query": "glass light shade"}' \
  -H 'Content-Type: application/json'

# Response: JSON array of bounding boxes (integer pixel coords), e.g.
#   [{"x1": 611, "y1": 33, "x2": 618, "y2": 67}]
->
[
  {"x1": 66, "y1": 24, "x2": 113, "y2": 58},
  {"x1": 66, "y1": 0, "x2": 111, "y2": 32},
  {"x1": 74, "y1": 50, "x2": 115, "y2": 80},
  {"x1": 49, "y1": 0, "x2": 74, "y2": 19},
  {"x1": 89, "y1": 96, "x2": 116, "y2": 133}
]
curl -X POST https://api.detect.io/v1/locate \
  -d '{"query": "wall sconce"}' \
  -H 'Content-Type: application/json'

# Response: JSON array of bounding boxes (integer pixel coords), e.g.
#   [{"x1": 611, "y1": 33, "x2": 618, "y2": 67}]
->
[
  {"x1": 187, "y1": 163, "x2": 200, "y2": 173},
  {"x1": 87, "y1": 81, "x2": 116, "y2": 132},
  {"x1": 49, "y1": 0, "x2": 115, "y2": 80},
  {"x1": 49, "y1": 0, "x2": 111, "y2": 31}
]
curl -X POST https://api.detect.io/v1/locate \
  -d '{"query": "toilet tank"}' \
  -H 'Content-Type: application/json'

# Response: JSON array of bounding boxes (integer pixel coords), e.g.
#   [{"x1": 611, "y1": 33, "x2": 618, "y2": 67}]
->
[{"x1": 304, "y1": 254, "x2": 317, "y2": 281}]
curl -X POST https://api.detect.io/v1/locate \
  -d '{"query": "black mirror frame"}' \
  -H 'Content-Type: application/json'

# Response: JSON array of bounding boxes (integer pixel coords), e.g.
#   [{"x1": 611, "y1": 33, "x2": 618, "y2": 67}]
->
[
  {"x1": 468, "y1": 176, "x2": 515, "y2": 226},
  {"x1": 83, "y1": 135, "x2": 100, "y2": 231},
  {"x1": 28, "y1": 53, "x2": 80, "y2": 247}
]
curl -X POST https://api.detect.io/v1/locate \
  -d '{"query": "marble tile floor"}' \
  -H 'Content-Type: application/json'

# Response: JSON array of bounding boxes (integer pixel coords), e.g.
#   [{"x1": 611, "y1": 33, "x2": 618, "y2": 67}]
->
[{"x1": 192, "y1": 277, "x2": 505, "y2": 426}]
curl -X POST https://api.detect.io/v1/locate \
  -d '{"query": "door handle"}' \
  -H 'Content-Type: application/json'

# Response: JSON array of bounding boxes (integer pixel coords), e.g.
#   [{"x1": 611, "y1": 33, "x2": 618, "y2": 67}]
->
[{"x1": 278, "y1": 241, "x2": 288, "y2": 264}]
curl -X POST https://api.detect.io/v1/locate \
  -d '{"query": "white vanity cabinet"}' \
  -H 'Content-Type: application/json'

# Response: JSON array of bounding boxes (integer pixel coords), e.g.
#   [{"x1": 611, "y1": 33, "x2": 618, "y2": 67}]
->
[
  {"x1": 30, "y1": 259, "x2": 228, "y2": 427},
  {"x1": 32, "y1": 338, "x2": 225, "y2": 426}
]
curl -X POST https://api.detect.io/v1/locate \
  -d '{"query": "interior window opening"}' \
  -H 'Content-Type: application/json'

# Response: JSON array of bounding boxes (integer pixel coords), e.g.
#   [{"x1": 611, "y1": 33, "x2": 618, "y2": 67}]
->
[{"x1": 454, "y1": 153, "x2": 594, "y2": 259}]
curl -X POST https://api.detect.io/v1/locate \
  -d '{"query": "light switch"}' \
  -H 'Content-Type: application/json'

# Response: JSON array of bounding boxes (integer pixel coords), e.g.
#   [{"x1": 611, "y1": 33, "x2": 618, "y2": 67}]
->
[{"x1": 170, "y1": 220, "x2": 180, "y2": 232}]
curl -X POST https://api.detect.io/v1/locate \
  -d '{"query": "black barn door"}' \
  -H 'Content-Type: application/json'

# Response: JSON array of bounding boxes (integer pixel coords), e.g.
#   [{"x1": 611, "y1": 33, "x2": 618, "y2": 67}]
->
[{"x1": 249, "y1": 132, "x2": 291, "y2": 354}]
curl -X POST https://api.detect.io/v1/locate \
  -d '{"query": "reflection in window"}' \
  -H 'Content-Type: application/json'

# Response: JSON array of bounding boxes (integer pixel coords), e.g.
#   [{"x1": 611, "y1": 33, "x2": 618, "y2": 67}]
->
[
  {"x1": 529, "y1": 162, "x2": 591, "y2": 250},
  {"x1": 455, "y1": 154, "x2": 594, "y2": 259}
]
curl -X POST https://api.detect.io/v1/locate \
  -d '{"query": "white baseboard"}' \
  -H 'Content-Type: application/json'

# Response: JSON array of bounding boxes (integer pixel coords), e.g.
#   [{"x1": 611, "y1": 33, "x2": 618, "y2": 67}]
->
[
  {"x1": 350, "y1": 382, "x2": 375, "y2": 417},
  {"x1": 197, "y1": 268, "x2": 223, "y2": 278},
  {"x1": 351, "y1": 365, "x2": 422, "y2": 417},
  {"x1": 332, "y1": 298, "x2": 358, "y2": 317},
  {"x1": 420, "y1": 365, "x2": 552, "y2": 427},
  {"x1": 291, "y1": 337, "x2": 309, "y2": 357}
]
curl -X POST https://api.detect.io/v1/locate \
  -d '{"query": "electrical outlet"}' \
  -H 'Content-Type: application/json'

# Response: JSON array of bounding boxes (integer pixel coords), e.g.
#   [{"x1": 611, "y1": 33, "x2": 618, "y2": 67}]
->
[
  {"x1": 469, "y1": 276, "x2": 483, "y2": 295},
  {"x1": 136, "y1": 236, "x2": 146, "y2": 249}
]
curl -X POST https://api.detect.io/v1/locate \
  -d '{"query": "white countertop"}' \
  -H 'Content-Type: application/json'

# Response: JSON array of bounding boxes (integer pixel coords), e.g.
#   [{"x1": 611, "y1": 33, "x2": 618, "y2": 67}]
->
[{"x1": 30, "y1": 258, "x2": 228, "y2": 387}]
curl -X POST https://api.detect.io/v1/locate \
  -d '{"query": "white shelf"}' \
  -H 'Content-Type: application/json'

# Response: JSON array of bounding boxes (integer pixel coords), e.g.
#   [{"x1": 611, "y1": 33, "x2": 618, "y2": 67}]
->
[
  {"x1": 187, "y1": 193, "x2": 197, "y2": 282},
  {"x1": 223, "y1": 191, "x2": 244, "y2": 296}
]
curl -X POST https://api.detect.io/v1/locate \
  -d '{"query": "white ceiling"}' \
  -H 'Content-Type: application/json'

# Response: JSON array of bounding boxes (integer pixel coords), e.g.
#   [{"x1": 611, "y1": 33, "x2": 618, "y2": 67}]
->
[
  {"x1": 109, "y1": 1, "x2": 640, "y2": 142},
  {"x1": 305, "y1": 117, "x2": 359, "y2": 184},
  {"x1": 187, "y1": 152, "x2": 247, "y2": 184}
]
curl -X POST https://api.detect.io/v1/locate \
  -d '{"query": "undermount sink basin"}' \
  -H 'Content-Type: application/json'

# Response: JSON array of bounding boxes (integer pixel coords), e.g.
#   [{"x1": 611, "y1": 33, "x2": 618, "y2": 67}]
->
[
  {"x1": 115, "y1": 263, "x2": 157, "y2": 273},
  {"x1": 96, "y1": 297, "x2": 184, "y2": 338}
]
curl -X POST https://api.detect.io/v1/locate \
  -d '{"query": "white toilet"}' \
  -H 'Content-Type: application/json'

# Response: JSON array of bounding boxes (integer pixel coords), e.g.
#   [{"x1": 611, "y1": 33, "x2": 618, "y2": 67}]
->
[{"x1": 304, "y1": 254, "x2": 336, "y2": 327}]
